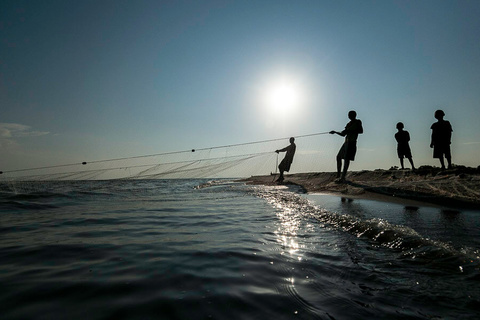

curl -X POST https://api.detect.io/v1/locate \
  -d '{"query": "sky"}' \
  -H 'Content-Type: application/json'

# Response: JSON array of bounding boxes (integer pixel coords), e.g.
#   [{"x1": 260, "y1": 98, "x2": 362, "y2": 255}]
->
[{"x1": 1, "y1": 0, "x2": 480, "y2": 174}]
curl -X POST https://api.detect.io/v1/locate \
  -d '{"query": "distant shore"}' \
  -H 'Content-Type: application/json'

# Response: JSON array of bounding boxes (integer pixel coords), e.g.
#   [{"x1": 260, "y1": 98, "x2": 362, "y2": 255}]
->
[{"x1": 243, "y1": 166, "x2": 480, "y2": 209}]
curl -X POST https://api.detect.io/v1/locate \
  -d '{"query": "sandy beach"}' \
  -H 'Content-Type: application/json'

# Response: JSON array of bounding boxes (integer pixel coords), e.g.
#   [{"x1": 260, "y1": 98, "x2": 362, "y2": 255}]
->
[{"x1": 244, "y1": 166, "x2": 480, "y2": 208}]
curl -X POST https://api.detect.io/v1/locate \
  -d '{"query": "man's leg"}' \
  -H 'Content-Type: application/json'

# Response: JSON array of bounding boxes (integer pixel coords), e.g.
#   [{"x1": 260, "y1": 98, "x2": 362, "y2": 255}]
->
[
  {"x1": 277, "y1": 169, "x2": 284, "y2": 182},
  {"x1": 408, "y1": 157, "x2": 415, "y2": 170},
  {"x1": 341, "y1": 160, "x2": 350, "y2": 180},
  {"x1": 439, "y1": 156, "x2": 446, "y2": 170},
  {"x1": 446, "y1": 156, "x2": 452, "y2": 169},
  {"x1": 336, "y1": 155, "x2": 342, "y2": 179},
  {"x1": 399, "y1": 158, "x2": 405, "y2": 169}
]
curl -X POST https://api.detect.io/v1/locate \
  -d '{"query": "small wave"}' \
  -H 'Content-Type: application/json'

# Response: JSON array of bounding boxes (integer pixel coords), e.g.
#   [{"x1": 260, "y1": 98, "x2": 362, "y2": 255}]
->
[
  {"x1": 195, "y1": 179, "x2": 239, "y2": 189},
  {"x1": 6, "y1": 192, "x2": 71, "y2": 201},
  {"x1": 0, "y1": 200, "x2": 59, "y2": 210},
  {"x1": 251, "y1": 186, "x2": 480, "y2": 271}
]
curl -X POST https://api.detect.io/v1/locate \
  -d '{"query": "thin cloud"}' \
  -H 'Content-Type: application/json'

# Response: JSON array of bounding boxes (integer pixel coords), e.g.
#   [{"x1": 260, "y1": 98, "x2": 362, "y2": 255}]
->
[
  {"x1": 462, "y1": 142, "x2": 480, "y2": 145},
  {"x1": 0, "y1": 123, "x2": 49, "y2": 138}
]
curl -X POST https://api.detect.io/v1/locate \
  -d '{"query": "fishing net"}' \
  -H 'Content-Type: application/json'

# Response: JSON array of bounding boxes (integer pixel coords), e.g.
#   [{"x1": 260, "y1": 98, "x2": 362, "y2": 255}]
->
[{"x1": 0, "y1": 132, "x2": 337, "y2": 183}]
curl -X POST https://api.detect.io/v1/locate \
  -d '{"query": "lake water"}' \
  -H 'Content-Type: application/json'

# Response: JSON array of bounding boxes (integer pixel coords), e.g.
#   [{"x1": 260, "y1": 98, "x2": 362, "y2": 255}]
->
[{"x1": 1, "y1": 179, "x2": 479, "y2": 319}]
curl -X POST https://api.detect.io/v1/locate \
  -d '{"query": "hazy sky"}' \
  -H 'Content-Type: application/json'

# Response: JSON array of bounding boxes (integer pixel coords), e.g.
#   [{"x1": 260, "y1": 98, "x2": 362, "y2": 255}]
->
[{"x1": 1, "y1": 0, "x2": 479, "y2": 173}]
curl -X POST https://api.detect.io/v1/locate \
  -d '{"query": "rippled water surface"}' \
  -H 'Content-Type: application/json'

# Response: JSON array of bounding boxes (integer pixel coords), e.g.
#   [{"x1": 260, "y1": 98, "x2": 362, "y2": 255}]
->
[{"x1": 1, "y1": 180, "x2": 479, "y2": 319}]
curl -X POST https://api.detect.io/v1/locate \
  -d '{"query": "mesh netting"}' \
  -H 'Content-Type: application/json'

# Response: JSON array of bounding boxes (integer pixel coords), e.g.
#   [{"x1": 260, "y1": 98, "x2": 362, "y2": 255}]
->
[{"x1": 0, "y1": 132, "x2": 337, "y2": 182}]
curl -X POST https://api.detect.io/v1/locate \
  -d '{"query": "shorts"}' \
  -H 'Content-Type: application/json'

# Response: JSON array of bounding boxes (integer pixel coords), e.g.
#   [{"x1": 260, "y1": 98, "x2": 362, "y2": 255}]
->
[
  {"x1": 397, "y1": 145, "x2": 412, "y2": 159},
  {"x1": 337, "y1": 141, "x2": 357, "y2": 161},
  {"x1": 433, "y1": 144, "x2": 451, "y2": 159}
]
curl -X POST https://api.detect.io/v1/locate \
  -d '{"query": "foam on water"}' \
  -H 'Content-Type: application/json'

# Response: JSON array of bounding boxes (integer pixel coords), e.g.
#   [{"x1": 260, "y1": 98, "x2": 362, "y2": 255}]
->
[{"x1": 253, "y1": 185, "x2": 480, "y2": 272}]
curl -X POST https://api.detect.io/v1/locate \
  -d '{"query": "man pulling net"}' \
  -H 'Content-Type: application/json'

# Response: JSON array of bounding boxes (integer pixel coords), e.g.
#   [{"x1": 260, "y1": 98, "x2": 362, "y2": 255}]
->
[{"x1": 275, "y1": 137, "x2": 296, "y2": 183}]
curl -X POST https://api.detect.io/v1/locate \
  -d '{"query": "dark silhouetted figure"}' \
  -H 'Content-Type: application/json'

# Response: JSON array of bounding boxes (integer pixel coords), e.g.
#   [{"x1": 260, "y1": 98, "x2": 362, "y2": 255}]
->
[
  {"x1": 395, "y1": 122, "x2": 415, "y2": 170},
  {"x1": 330, "y1": 110, "x2": 363, "y2": 182},
  {"x1": 275, "y1": 137, "x2": 296, "y2": 183},
  {"x1": 430, "y1": 110, "x2": 453, "y2": 170}
]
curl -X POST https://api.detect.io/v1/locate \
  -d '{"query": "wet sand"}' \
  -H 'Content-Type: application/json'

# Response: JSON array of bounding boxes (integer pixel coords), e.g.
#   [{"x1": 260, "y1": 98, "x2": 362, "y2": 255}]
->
[{"x1": 243, "y1": 166, "x2": 480, "y2": 209}]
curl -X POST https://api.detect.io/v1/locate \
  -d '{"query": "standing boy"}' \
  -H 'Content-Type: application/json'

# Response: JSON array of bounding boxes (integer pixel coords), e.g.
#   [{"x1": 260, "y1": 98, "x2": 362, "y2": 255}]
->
[
  {"x1": 395, "y1": 122, "x2": 415, "y2": 170},
  {"x1": 430, "y1": 110, "x2": 453, "y2": 170}
]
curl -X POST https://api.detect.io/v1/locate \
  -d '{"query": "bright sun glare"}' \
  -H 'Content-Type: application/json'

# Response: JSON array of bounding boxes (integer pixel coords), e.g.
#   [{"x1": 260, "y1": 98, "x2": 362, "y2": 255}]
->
[{"x1": 266, "y1": 81, "x2": 301, "y2": 115}]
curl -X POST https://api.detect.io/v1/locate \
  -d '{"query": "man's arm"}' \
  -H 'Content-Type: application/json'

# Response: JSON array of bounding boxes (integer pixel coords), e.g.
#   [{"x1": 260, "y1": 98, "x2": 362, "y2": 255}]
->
[
  {"x1": 329, "y1": 130, "x2": 346, "y2": 136},
  {"x1": 275, "y1": 146, "x2": 290, "y2": 153}
]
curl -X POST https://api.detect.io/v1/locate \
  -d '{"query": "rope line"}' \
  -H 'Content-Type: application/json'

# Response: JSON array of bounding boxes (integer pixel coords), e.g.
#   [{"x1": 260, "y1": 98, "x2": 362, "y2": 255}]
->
[
  {"x1": 1, "y1": 131, "x2": 330, "y2": 174},
  {"x1": 193, "y1": 131, "x2": 330, "y2": 152}
]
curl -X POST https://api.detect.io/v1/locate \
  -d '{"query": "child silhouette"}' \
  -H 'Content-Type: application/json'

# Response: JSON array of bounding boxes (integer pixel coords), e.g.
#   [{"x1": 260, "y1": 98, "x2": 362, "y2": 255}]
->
[
  {"x1": 395, "y1": 122, "x2": 415, "y2": 170},
  {"x1": 430, "y1": 110, "x2": 453, "y2": 170}
]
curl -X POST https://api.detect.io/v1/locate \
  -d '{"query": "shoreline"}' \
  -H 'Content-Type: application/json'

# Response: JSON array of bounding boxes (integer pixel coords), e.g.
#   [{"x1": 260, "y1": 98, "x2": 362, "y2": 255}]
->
[{"x1": 243, "y1": 166, "x2": 480, "y2": 209}]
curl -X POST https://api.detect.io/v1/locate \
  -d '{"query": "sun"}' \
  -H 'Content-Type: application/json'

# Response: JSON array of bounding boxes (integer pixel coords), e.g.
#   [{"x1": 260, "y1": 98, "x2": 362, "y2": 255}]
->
[{"x1": 265, "y1": 81, "x2": 301, "y2": 115}]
